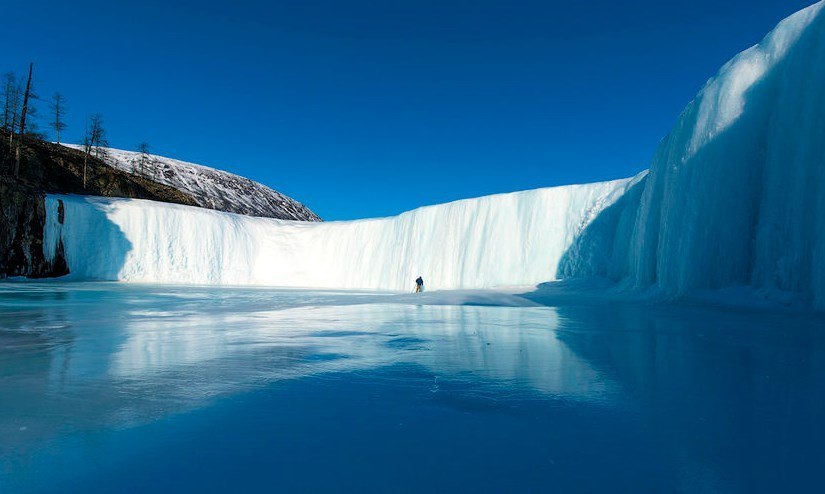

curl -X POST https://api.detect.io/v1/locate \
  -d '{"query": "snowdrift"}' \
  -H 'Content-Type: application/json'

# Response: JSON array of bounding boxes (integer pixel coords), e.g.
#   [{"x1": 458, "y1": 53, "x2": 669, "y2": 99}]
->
[
  {"x1": 43, "y1": 2, "x2": 825, "y2": 309},
  {"x1": 44, "y1": 175, "x2": 641, "y2": 290}
]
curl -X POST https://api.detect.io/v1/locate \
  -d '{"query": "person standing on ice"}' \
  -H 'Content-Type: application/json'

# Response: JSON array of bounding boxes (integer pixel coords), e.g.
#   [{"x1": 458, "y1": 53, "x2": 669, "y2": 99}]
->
[{"x1": 415, "y1": 276, "x2": 425, "y2": 293}]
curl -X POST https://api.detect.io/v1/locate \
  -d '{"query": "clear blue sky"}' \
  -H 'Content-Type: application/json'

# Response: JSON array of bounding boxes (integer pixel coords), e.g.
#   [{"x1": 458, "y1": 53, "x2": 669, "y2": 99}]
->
[{"x1": 3, "y1": 0, "x2": 814, "y2": 220}]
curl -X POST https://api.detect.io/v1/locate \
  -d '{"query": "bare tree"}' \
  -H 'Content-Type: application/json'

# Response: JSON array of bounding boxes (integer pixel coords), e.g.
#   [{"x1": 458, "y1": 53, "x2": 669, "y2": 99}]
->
[
  {"x1": 2, "y1": 73, "x2": 16, "y2": 131},
  {"x1": 14, "y1": 63, "x2": 34, "y2": 178},
  {"x1": 135, "y1": 141, "x2": 150, "y2": 176},
  {"x1": 2, "y1": 72, "x2": 21, "y2": 146},
  {"x1": 49, "y1": 92, "x2": 67, "y2": 144},
  {"x1": 88, "y1": 113, "x2": 107, "y2": 157},
  {"x1": 81, "y1": 120, "x2": 91, "y2": 187},
  {"x1": 81, "y1": 114, "x2": 108, "y2": 187}
]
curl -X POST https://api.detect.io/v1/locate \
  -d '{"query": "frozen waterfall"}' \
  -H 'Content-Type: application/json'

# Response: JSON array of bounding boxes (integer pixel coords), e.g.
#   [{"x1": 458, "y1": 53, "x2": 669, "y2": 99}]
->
[
  {"x1": 42, "y1": 1, "x2": 825, "y2": 309},
  {"x1": 44, "y1": 174, "x2": 642, "y2": 291}
]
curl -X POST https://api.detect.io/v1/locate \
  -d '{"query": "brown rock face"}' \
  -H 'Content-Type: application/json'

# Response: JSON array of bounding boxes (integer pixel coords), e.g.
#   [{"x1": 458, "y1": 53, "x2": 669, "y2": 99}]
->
[
  {"x1": 0, "y1": 181, "x2": 68, "y2": 277},
  {"x1": 0, "y1": 131, "x2": 199, "y2": 278}
]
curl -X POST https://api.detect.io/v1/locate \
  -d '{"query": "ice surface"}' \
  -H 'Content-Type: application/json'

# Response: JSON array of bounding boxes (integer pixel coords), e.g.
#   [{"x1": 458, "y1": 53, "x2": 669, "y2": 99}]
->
[
  {"x1": 44, "y1": 173, "x2": 642, "y2": 290},
  {"x1": 2, "y1": 283, "x2": 825, "y2": 492}
]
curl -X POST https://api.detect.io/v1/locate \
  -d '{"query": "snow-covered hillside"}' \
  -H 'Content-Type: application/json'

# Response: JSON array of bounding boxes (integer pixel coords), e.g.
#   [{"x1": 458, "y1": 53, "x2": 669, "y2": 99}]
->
[
  {"x1": 44, "y1": 175, "x2": 642, "y2": 290},
  {"x1": 62, "y1": 145, "x2": 320, "y2": 221}
]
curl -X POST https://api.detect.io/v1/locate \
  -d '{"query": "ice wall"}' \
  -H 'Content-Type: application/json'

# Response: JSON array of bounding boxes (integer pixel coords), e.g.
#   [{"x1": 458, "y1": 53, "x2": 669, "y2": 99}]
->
[
  {"x1": 563, "y1": 2, "x2": 825, "y2": 308},
  {"x1": 467, "y1": 1, "x2": 825, "y2": 309},
  {"x1": 44, "y1": 174, "x2": 641, "y2": 290}
]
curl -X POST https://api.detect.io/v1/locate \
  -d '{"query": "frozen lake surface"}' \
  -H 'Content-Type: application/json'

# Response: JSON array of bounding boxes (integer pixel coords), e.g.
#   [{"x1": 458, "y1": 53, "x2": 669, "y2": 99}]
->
[{"x1": 1, "y1": 282, "x2": 824, "y2": 493}]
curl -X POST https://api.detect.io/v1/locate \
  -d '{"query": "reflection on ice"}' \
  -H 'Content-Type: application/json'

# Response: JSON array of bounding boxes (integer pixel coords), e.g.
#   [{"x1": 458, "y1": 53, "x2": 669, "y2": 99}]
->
[
  {"x1": 3, "y1": 282, "x2": 825, "y2": 493},
  {"x1": 0, "y1": 282, "x2": 609, "y2": 453},
  {"x1": 112, "y1": 303, "x2": 609, "y2": 402}
]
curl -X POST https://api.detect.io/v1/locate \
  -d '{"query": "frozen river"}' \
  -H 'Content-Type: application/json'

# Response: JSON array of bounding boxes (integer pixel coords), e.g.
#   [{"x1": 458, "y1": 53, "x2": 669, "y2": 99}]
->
[{"x1": 1, "y1": 282, "x2": 824, "y2": 493}]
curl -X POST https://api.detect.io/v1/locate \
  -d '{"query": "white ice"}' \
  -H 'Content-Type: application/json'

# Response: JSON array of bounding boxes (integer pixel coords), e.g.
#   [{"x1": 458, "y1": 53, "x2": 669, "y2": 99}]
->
[
  {"x1": 44, "y1": 174, "x2": 642, "y2": 291},
  {"x1": 568, "y1": 1, "x2": 825, "y2": 308}
]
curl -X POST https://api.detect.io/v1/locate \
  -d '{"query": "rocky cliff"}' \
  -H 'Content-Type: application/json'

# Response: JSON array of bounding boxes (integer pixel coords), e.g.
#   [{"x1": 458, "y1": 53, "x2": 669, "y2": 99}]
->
[{"x1": 0, "y1": 131, "x2": 199, "y2": 278}]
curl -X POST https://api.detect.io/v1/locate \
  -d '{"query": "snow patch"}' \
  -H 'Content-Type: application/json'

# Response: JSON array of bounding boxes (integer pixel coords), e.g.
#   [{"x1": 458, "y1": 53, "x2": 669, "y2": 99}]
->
[{"x1": 61, "y1": 145, "x2": 320, "y2": 221}]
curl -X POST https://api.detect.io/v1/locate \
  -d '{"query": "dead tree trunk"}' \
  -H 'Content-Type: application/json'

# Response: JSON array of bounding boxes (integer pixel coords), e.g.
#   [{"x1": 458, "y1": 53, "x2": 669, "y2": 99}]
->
[{"x1": 14, "y1": 63, "x2": 33, "y2": 179}]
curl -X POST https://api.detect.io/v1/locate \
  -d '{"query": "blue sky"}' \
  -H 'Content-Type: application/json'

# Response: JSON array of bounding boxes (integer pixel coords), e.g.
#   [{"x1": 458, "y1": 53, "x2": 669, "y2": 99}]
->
[{"x1": 3, "y1": 0, "x2": 814, "y2": 219}]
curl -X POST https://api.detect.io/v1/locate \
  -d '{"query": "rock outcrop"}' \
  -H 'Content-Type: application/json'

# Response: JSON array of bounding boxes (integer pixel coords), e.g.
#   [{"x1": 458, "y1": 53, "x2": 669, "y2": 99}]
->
[{"x1": 0, "y1": 131, "x2": 199, "y2": 278}]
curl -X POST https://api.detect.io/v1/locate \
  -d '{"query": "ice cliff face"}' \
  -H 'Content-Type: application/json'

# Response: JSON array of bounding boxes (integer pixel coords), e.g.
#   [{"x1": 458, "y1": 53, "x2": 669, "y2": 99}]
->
[
  {"x1": 62, "y1": 145, "x2": 320, "y2": 221},
  {"x1": 563, "y1": 1, "x2": 825, "y2": 308},
  {"x1": 44, "y1": 176, "x2": 641, "y2": 290},
  {"x1": 44, "y1": 2, "x2": 825, "y2": 309}
]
